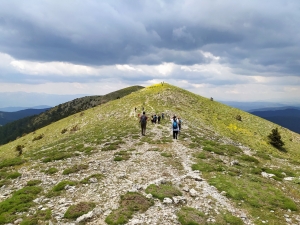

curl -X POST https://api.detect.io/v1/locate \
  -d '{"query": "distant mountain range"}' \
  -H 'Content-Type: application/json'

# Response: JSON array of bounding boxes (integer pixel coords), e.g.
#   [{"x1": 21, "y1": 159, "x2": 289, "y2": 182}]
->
[
  {"x1": 0, "y1": 105, "x2": 52, "y2": 112},
  {"x1": 221, "y1": 101, "x2": 300, "y2": 112},
  {"x1": 0, "y1": 108, "x2": 51, "y2": 126},
  {"x1": 0, "y1": 92, "x2": 87, "y2": 108},
  {"x1": 250, "y1": 108, "x2": 300, "y2": 134}
]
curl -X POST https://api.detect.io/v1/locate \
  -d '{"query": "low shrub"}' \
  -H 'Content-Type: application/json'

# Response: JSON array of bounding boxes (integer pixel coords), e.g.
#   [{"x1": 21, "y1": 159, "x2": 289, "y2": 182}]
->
[
  {"x1": 52, "y1": 180, "x2": 76, "y2": 192},
  {"x1": 63, "y1": 164, "x2": 88, "y2": 175},
  {"x1": 44, "y1": 167, "x2": 58, "y2": 175},
  {"x1": 105, "y1": 192, "x2": 153, "y2": 225},
  {"x1": 26, "y1": 180, "x2": 42, "y2": 186},
  {"x1": 64, "y1": 202, "x2": 95, "y2": 219},
  {"x1": 145, "y1": 182, "x2": 182, "y2": 201}
]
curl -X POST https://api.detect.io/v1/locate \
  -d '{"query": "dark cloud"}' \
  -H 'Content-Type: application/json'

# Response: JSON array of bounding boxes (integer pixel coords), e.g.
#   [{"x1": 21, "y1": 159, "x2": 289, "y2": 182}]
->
[{"x1": 0, "y1": 0, "x2": 299, "y2": 77}]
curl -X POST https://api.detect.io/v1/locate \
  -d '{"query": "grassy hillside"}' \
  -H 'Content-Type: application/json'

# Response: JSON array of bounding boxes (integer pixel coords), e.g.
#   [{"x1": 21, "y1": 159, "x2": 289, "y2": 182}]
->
[
  {"x1": 0, "y1": 85, "x2": 144, "y2": 145},
  {"x1": 0, "y1": 83, "x2": 299, "y2": 225}
]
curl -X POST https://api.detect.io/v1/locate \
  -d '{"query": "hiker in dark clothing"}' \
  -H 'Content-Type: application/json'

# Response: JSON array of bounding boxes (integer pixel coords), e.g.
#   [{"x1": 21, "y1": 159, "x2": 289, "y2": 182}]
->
[
  {"x1": 158, "y1": 115, "x2": 161, "y2": 124},
  {"x1": 171, "y1": 115, "x2": 179, "y2": 139},
  {"x1": 162, "y1": 113, "x2": 164, "y2": 120},
  {"x1": 178, "y1": 117, "x2": 182, "y2": 131},
  {"x1": 139, "y1": 112, "x2": 148, "y2": 136},
  {"x1": 153, "y1": 114, "x2": 157, "y2": 124}
]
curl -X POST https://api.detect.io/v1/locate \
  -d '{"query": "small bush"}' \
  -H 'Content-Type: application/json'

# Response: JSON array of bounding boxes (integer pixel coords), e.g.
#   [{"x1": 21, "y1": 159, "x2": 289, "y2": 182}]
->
[
  {"x1": 32, "y1": 134, "x2": 44, "y2": 141},
  {"x1": 70, "y1": 125, "x2": 80, "y2": 132},
  {"x1": 15, "y1": 145, "x2": 24, "y2": 156},
  {"x1": 268, "y1": 128, "x2": 284, "y2": 149},
  {"x1": 235, "y1": 115, "x2": 242, "y2": 121},
  {"x1": 64, "y1": 202, "x2": 96, "y2": 219},
  {"x1": 61, "y1": 128, "x2": 68, "y2": 134}
]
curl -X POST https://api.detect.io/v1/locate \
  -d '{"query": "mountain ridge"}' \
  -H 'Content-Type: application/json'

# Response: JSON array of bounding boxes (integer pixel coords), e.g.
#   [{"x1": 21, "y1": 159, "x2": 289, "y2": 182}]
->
[
  {"x1": 0, "y1": 83, "x2": 299, "y2": 224},
  {"x1": 0, "y1": 108, "x2": 51, "y2": 126},
  {"x1": 0, "y1": 85, "x2": 144, "y2": 145}
]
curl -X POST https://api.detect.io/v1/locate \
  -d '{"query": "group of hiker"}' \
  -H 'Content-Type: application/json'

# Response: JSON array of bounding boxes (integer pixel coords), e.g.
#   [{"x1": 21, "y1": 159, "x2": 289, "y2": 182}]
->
[{"x1": 138, "y1": 110, "x2": 182, "y2": 139}]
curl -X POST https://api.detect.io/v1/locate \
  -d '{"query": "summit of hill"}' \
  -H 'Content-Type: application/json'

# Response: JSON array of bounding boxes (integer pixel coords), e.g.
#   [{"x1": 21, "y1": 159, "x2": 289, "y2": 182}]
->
[{"x1": 0, "y1": 83, "x2": 300, "y2": 225}]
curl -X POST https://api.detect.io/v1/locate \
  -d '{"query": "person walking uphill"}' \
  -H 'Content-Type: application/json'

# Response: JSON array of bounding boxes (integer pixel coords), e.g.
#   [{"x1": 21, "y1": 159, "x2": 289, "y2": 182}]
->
[
  {"x1": 171, "y1": 116, "x2": 180, "y2": 139},
  {"x1": 139, "y1": 112, "x2": 148, "y2": 136}
]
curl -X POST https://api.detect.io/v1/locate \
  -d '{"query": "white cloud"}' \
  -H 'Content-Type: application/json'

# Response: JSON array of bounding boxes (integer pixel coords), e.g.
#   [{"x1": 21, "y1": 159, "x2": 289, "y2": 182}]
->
[
  {"x1": 116, "y1": 64, "x2": 143, "y2": 72},
  {"x1": 10, "y1": 60, "x2": 102, "y2": 76},
  {"x1": 155, "y1": 62, "x2": 174, "y2": 75}
]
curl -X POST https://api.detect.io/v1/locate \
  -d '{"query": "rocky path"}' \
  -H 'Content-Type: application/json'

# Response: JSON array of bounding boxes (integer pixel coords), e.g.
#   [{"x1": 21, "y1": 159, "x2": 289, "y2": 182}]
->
[{"x1": 0, "y1": 117, "x2": 255, "y2": 225}]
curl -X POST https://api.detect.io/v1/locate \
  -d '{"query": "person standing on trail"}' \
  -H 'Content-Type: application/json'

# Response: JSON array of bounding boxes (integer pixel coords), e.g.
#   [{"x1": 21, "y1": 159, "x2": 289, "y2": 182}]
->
[
  {"x1": 153, "y1": 114, "x2": 157, "y2": 124},
  {"x1": 178, "y1": 117, "x2": 182, "y2": 132},
  {"x1": 171, "y1": 115, "x2": 179, "y2": 139},
  {"x1": 158, "y1": 115, "x2": 161, "y2": 124},
  {"x1": 139, "y1": 112, "x2": 148, "y2": 136}
]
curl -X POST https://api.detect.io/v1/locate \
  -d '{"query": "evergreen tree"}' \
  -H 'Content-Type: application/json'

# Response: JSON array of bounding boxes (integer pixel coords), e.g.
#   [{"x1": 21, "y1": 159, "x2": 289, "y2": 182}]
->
[{"x1": 268, "y1": 127, "x2": 284, "y2": 148}]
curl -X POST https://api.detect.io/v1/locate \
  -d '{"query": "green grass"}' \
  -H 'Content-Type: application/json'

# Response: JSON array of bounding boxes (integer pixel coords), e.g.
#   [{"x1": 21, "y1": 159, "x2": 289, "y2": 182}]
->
[
  {"x1": 64, "y1": 202, "x2": 96, "y2": 219},
  {"x1": 0, "y1": 186, "x2": 43, "y2": 224},
  {"x1": 145, "y1": 182, "x2": 182, "y2": 200},
  {"x1": 0, "y1": 83, "x2": 300, "y2": 225},
  {"x1": 62, "y1": 164, "x2": 89, "y2": 175},
  {"x1": 161, "y1": 152, "x2": 172, "y2": 157},
  {"x1": 44, "y1": 167, "x2": 58, "y2": 174},
  {"x1": 177, "y1": 207, "x2": 206, "y2": 225},
  {"x1": 52, "y1": 180, "x2": 77, "y2": 192},
  {"x1": 20, "y1": 209, "x2": 51, "y2": 225},
  {"x1": 208, "y1": 174, "x2": 297, "y2": 224},
  {"x1": 105, "y1": 192, "x2": 153, "y2": 225},
  {"x1": 26, "y1": 180, "x2": 42, "y2": 186},
  {"x1": 80, "y1": 173, "x2": 104, "y2": 184},
  {"x1": 114, "y1": 151, "x2": 131, "y2": 161},
  {"x1": 0, "y1": 158, "x2": 25, "y2": 169}
]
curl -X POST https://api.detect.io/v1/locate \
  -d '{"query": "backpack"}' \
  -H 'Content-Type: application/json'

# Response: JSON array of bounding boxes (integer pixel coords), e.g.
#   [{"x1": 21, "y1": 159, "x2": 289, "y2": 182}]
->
[
  {"x1": 173, "y1": 120, "x2": 178, "y2": 129},
  {"x1": 141, "y1": 115, "x2": 147, "y2": 124}
]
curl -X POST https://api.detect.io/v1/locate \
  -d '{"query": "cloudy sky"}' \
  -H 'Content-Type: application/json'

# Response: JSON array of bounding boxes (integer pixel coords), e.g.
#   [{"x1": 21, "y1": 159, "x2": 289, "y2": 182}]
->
[{"x1": 0, "y1": 0, "x2": 299, "y2": 103}]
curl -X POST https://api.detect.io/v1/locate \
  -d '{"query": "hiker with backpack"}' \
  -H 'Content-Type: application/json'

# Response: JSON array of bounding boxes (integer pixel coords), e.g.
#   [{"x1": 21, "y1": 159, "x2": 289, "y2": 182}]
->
[
  {"x1": 153, "y1": 114, "x2": 157, "y2": 124},
  {"x1": 139, "y1": 112, "x2": 148, "y2": 136},
  {"x1": 171, "y1": 115, "x2": 180, "y2": 139}
]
